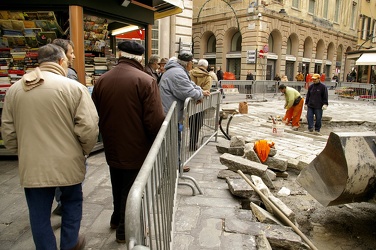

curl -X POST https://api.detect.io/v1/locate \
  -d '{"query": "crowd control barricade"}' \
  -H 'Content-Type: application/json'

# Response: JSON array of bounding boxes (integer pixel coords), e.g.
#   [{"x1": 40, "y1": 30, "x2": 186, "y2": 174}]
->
[
  {"x1": 219, "y1": 80, "x2": 254, "y2": 95},
  {"x1": 335, "y1": 82, "x2": 375, "y2": 101},
  {"x1": 180, "y1": 90, "x2": 221, "y2": 195},
  {"x1": 125, "y1": 102, "x2": 179, "y2": 250}
]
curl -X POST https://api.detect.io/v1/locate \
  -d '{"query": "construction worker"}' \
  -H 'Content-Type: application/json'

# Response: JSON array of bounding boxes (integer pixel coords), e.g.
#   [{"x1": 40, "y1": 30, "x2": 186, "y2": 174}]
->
[{"x1": 278, "y1": 84, "x2": 304, "y2": 131}]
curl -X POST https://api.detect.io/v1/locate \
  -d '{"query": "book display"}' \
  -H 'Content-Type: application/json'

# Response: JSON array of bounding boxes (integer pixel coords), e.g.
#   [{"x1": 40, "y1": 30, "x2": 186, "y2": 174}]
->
[
  {"x1": 0, "y1": 10, "x2": 65, "y2": 149},
  {"x1": 83, "y1": 14, "x2": 111, "y2": 86}
]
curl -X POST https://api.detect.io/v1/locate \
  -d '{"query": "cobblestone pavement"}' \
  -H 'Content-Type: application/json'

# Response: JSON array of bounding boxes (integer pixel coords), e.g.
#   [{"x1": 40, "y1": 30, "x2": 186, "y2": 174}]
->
[{"x1": 0, "y1": 95, "x2": 375, "y2": 249}]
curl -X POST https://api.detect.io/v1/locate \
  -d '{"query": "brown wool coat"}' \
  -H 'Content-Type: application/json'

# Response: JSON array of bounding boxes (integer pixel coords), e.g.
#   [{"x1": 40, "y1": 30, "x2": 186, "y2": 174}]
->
[{"x1": 92, "y1": 58, "x2": 165, "y2": 169}]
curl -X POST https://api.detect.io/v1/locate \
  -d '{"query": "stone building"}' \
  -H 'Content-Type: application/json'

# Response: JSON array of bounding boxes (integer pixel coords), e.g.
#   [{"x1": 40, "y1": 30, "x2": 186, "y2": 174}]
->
[{"x1": 191, "y1": 0, "x2": 366, "y2": 82}]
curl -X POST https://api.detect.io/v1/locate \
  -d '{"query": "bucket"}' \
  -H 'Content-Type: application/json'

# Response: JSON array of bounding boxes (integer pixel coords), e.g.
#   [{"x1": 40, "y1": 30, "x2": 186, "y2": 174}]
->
[{"x1": 272, "y1": 123, "x2": 284, "y2": 136}]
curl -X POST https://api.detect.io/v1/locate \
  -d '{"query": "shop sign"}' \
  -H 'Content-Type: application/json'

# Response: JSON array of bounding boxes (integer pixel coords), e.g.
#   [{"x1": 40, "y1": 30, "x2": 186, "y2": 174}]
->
[
  {"x1": 247, "y1": 50, "x2": 256, "y2": 63},
  {"x1": 314, "y1": 59, "x2": 323, "y2": 64},
  {"x1": 326, "y1": 60, "x2": 332, "y2": 65},
  {"x1": 302, "y1": 57, "x2": 311, "y2": 62},
  {"x1": 267, "y1": 53, "x2": 278, "y2": 60},
  {"x1": 285, "y1": 55, "x2": 296, "y2": 61},
  {"x1": 226, "y1": 52, "x2": 241, "y2": 58}
]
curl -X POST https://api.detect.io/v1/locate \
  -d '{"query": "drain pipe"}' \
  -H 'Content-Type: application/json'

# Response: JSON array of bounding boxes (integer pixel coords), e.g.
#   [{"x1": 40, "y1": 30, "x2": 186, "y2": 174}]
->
[{"x1": 237, "y1": 170, "x2": 318, "y2": 250}]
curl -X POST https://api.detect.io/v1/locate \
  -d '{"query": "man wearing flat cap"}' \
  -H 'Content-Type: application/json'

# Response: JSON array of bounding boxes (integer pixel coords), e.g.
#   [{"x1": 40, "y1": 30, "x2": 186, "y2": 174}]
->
[
  {"x1": 304, "y1": 73, "x2": 328, "y2": 135},
  {"x1": 159, "y1": 51, "x2": 211, "y2": 172},
  {"x1": 92, "y1": 40, "x2": 165, "y2": 243}
]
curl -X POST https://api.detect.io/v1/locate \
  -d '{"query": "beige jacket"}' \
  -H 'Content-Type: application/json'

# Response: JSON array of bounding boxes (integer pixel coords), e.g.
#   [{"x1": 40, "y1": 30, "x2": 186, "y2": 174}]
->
[
  {"x1": 189, "y1": 66, "x2": 212, "y2": 91},
  {"x1": 1, "y1": 62, "x2": 99, "y2": 187}
]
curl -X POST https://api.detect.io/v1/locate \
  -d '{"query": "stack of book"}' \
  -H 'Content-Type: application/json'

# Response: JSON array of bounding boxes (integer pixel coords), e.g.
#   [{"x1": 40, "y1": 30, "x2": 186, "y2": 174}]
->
[
  {"x1": 0, "y1": 48, "x2": 11, "y2": 85},
  {"x1": 84, "y1": 53, "x2": 95, "y2": 85},
  {"x1": 93, "y1": 57, "x2": 108, "y2": 75},
  {"x1": 24, "y1": 50, "x2": 39, "y2": 72}
]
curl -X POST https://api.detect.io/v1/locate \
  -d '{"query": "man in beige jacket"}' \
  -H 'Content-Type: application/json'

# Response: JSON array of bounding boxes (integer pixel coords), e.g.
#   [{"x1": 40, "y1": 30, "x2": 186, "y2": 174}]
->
[
  {"x1": 189, "y1": 59, "x2": 212, "y2": 151},
  {"x1": 1, "y1": 44, "x2": 99, "y2": 250}
]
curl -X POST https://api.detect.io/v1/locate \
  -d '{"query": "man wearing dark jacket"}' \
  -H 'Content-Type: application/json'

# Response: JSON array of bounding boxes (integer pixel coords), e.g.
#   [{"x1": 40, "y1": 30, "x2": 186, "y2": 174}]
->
[
  {"x1": 92, "y1": 41, "x2": 165, "y2": 243},
  {"x1": 304, "y1": 73, "x2": 328, "y2": 135}
]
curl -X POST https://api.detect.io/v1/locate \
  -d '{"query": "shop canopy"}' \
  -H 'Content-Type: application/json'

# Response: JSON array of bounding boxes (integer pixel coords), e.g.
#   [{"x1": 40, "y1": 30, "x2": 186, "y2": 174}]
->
[{"x1": 356, "y1": 53, "x2": 376, "y2": 65}]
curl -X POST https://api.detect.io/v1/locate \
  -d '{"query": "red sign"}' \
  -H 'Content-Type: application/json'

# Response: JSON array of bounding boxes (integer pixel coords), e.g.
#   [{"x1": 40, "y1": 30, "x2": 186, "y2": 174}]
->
[
  {"x1": 116, "y1": 29, "x2": 145, "y2": 40},
  {"x1": 259, "y1": 49, "x2": 264, "y2": 58}
]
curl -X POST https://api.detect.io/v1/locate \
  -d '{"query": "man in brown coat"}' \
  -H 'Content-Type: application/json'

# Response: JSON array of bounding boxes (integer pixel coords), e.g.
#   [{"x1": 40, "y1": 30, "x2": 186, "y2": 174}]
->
[{"x1": 91, "y1": 41, "x2": 165, "y2": 243}]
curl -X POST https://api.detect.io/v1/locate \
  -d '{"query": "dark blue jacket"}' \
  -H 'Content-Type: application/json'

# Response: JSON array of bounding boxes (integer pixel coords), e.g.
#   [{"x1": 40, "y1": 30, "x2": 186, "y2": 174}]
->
[{"x1": 305, "y1": 82, "x2": 328, "y2": 109}]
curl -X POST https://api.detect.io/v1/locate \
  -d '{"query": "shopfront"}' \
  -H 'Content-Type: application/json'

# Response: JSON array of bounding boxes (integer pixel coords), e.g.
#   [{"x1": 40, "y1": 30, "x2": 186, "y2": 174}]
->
[{"x1": 0, "y1": 0, "x2": 183, "y2": 155}]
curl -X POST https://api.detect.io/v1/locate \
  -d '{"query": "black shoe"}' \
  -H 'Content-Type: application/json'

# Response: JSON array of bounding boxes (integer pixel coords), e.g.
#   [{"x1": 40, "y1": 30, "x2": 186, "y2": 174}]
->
[
  {"x1": 110, "y1": 213, "x2": 119, "y2": 229},
  {"x1": 116, "y1": 229, "x2": 126, "y2": 243},
  {"x1": 52, "y1": 204, "x2": 62, "y2": 216}
]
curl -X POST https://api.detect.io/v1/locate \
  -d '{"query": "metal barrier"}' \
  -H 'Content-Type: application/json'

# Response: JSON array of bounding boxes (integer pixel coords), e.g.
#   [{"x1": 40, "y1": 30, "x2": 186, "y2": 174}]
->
[
  {"x1": 179, "y1": 90, "x2": 221, "y2": 195},
  {"x1": 213, "y1": 80, "x2": 308, "y2": 102},
  {"x1": 125, "y1": 102, "x2": 179, "y2": 250},
  {"x1": 335, "y1": 82, "x2": 375, "y2": 101}
]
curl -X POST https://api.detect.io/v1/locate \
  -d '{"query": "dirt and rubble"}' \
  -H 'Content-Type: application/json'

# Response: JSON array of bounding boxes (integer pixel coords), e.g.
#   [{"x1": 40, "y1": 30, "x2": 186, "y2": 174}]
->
[{"x1": 218, "y1": 114, "x2": 376, "y2": 250}]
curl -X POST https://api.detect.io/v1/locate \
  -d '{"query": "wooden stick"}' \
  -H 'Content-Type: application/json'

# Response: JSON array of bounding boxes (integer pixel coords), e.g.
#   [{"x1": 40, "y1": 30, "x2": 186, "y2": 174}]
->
[{"x1": 237, "y1": 170, "x2": 318, "y2": 250}]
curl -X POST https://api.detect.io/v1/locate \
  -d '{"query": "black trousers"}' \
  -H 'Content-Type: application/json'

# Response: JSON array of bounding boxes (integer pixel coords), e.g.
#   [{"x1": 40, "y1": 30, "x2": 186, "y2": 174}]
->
[
  {"x1": 109, "y1": 167, "x2": 139, "y2": 237},
  {"x1": 189, "y1": 112, "x2": 204, "y2": 151}
]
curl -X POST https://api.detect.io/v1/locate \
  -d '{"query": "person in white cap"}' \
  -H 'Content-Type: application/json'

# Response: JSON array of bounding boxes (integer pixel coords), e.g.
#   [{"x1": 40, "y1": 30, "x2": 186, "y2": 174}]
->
[{"x1": 304, "y1": 73, "x2": 328, "y2": 135}]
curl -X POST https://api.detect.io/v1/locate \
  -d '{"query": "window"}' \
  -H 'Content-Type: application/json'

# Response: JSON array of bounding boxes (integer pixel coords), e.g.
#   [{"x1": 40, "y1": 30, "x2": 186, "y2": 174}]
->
[
  {"x1": 231, "y1": 32, "x2": 241, "y2": 52},
  {"x1": 334, "y1": 0, "x2": 340, "y2": 22},
  {"x1": 292, "y1": 0, "x2": 299, "y2": 8},
  {"x1": 207, "y1": 35, "x2": 216, "y2": 53},
  {"x1": 361, "y1": 16, "x2": 371, "y2": 40},
  {"x1": 373, "y1": 20, "x2": 376, "y2": 43},
  {"x1": 152, "y1": 20, "x2": 159, "y2": 55},
  {"x1": 323, "y1": 0, "x2": 328, "y2": 19},
  {"x1": 286, "y1": 37, "x2": 292, "y2": 55},
  {"x1": 308, "y1": 0, "x2": 315, "y2": 14}
]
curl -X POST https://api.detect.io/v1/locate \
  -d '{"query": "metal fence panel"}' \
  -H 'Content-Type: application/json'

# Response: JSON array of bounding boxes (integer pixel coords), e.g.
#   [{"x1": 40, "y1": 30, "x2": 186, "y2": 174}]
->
[
  {"x1": 125, "y1": 102, "x2": 179, "y2": 250},
  {"x1": 179, "y1": 90, "x2": 221, "y2": 195}
]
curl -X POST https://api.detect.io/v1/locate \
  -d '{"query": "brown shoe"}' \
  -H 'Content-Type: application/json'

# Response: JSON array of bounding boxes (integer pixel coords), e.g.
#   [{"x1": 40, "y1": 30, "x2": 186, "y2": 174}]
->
[
  {"x1": 70, "y1": 235, "x2": 86, "y2": 250},
  {"x1": 183, "y1": 166, "x2": 190, "y2": 172}
]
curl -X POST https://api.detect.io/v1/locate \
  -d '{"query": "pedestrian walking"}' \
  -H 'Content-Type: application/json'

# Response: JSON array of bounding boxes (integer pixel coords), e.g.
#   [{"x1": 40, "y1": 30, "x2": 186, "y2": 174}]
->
[
  {"x1": 278, "y1": 84, "x2": 304, "y2": 131},
  {"x1": 216, "y1": 66, "x2": 224, "y2": 81},
  {"x1": 304, "y1": 73, "x2": 328, "y2": 135},
  {"x1": 52, "y1": 38, "x2": 79, "y2": 216},
  {"x1": 1, "y1": 44, "x2": 99, "y2": 250},
  {"x1": 91, "y1": 40, "x2": 165, "y2": 243}
]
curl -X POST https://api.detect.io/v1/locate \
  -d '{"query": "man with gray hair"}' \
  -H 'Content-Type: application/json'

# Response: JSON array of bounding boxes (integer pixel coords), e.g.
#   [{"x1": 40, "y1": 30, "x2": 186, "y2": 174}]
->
[
  {"x1": 1, "y1": 43, "x2": 99, "y2": 250},
  {"x1": 159, "y1": 51, "x2": 211, "y2": 171},
  {"x1": 144, "y1": 54, "x2": 160, "y2": 81}
]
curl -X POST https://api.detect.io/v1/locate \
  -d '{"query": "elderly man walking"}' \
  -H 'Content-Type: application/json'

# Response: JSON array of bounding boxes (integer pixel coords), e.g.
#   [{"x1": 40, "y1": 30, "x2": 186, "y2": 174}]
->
[
  {"x1": 92, "y1": 41, "x2": 165, "y2": 243},
  {"x1": 1, "y1": 44, "x2": 99, "y2": 250}
]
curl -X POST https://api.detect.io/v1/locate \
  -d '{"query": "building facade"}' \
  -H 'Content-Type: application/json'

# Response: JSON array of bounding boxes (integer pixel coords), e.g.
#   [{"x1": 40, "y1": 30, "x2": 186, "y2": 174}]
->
[
  {"x1": 156, "y1": 0, "x2": 194, "y2": 59},
  {"x1": 191, "y1": 0, "x2": 374, "y2": 82}
]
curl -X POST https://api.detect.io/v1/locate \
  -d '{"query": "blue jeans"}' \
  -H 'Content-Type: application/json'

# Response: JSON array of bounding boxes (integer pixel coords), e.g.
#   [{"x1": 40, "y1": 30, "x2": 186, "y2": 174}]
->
[
  {"x1": 307, "y1": 107, "x2": 323, "y2": 132},
  {"x1": 25, "y1": 184, "x2": 83, "y2": 250},
  {"x1": 55, "y1": 160, "x2": 88, "y2": 205}
]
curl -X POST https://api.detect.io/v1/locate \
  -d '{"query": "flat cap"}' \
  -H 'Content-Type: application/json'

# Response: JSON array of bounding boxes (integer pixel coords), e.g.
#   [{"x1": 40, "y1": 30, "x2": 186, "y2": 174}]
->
[
  {"x1": 312, "y1": 73, "x2": 320, "y2": 79},
  {"x1": 178, "y1": 51, "x2": 194, "y2": 62},
  {"x1": 118, "y1": 40, "x2": 145, "y2": 55}
]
